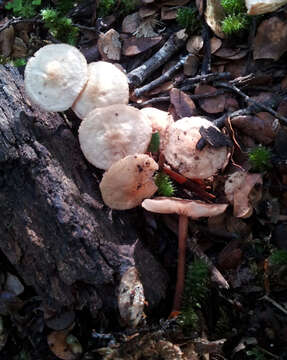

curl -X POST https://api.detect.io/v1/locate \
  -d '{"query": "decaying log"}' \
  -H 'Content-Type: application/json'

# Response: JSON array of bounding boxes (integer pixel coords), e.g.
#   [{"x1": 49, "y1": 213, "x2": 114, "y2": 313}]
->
[{"x1": 0, "y1": 65, "x2": 168, "y2": 316}]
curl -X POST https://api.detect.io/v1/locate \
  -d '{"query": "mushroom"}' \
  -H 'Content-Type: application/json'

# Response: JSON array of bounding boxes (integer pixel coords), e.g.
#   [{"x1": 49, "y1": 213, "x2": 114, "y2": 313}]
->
[
  {"x1": 72, "y1": 61, "x2": 129, "y2": 119},
  {"x1": 142, "y1": 197, "x2": 228, "y2": 312},
  {"x1": 163, "y1": 117, "x2": 228, "y2": 179},
  {"x1": 140, "y1": 107, "x2": 174, "y2": 151},
  {"x1": 24, "y1": 44, "x2": 88, "y2": 112},
  {"x1": 78, "y1": 104, "x2": 152, "y2": 170},
  {"x1": 100, "y1": 154, "x2": 159, "y2": 210},
  {"x1": 245, "y1": 0, "x2": 287, "y2": 15}
]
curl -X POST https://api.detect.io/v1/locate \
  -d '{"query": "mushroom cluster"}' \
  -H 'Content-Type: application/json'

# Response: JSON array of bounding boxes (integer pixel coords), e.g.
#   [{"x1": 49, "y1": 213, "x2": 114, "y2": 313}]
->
[{"x1": 24, "y1": 43, "x2": 231, "y2": 317}]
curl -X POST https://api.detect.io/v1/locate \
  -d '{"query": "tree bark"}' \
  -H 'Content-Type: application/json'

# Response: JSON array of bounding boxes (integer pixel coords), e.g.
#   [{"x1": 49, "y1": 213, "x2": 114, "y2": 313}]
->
[{"x1": 0, "y1": 65, "x2": 168, "y2": 316}]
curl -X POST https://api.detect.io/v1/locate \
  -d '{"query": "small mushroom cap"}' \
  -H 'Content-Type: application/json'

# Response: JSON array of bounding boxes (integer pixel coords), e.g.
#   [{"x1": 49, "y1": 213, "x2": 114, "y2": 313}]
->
[
  {"x1": 163, "y1": 117, "x2": 228, "y2": 179},
  {"x1": 72, "y1": 61, "x2": 129, "y2": 119},
  {"x1": 140, "y1": 107, "x2": 173, "y2": 150},
  {"x1": 142, "y1": 197, "x2": 228, "y2": 219},
  {"x1": 100, "y1": 154, "x2": 159, "y2": 210},
  {"x1": 78, "y1": 104, "x2": 152, "y2": 170},
  {"x1": 24, "y1": 44, "x2": 88, "y2": 112},
  {"x1": 245, "y1": 0, "x2": 287, "y2": 15}
]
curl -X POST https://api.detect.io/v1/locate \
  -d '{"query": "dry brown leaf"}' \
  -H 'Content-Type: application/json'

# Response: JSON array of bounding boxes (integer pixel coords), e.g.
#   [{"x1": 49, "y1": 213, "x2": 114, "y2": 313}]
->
[
  {"x1": 122, "y1": 12, "x2": 141, "y2": 33},
  {"x1": 12, "y1": 37, "x2": 27, "y2": 58},
  {"x1": 149, "y1": 81, "x2": 173, "y2": 95},
  {"x1": 253, "y1": 16, "x2": 287, "y2": 61},
  {"x1": 183, "y1": 54, "x2": 199, "y2": 76},
  {"x1": 122, "y1": 36, "x2": 162, "y2": 56},
  {"x1": 170, "y1": 88, "x2": 197, "y2": 118},
  {"x1": 97, "y1": 29, "x2": 121, "y2": 61},
  {"x1": 139, "y1": 6, "x2": 157, "y2": 18},
  {"x1": 0, "y1": 19, "x2": 15, "y2": 57},
  {"x1": 195, "y1": 84, "x2": 225, "y2": 114},
  {"x1": 225, "y1": 171, "x2": 263, "y2": 218},
  {"x1": 186, "y1": 35, "x2": 204, "y2": 54},
  {"x1": 230, "y1": 113, "x2": 279, "y2": 144},
  {"x1": 214, "y1": 46, "x2": 248, "y2": 60},
  {"x1": 210, "y1": 36, "x2": 222, "y2": 53},
  {"x1": 278, "y1": 99, "x2": 287, "y2": 116},
  {"x1": 245, "y1": 0, "x2": 287, "y2": 15},
  {"x1": 47, "y1": 330, "x2": 77, "y2": 360},
  {"x1": 161, "y1": 0, "x2": 190, "y2": 5},
  {"x1": 161, "y1": 6, "x2": 178, "y2": 20},
  {"x1": 205, "y1": 0, "x2": 225, "y2": 38},
  {"x1": 218, "y1": 239, "x2": 243, "y2": 270}
]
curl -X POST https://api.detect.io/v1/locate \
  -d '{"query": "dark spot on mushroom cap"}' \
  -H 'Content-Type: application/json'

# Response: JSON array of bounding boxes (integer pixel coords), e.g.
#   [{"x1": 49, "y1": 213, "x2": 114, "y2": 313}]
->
[
  {"x1": 115, "y1": 113, "x2": 119, "y2": 116},
  {"x1": 184, "y1": 131, "x2": 187, "y2": 135},
  {"x1": 137, "y1": 184, "x2": 142, "y2": 190},
  {"x1": 194, "y1": 156, "x2": 199, "y2": 160},
  {"x1": 145, "y1": 161, "x2": 150, "y2": 167},
  {"x1": 174, "y1": 153, "x2": 177, "y2": 159},
  {"x1": 177, "y1": 136, "x2": 180, "y2": 141},
  {"x1": 137, "y1": 165, "x2": 143, "y2": 172}
]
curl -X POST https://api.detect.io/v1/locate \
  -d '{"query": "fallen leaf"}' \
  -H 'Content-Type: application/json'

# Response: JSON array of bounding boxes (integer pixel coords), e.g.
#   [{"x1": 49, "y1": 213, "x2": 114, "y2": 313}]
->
[
  {"x1": 210, "y1": 36, "x2": 222, "y2": 53},
  {"x1": 122, "y1": 36, "x2": 162, "y2": 56},
  {"x1": 122, "y1": 12, "x2": 141, "y2": 33},
  {"x1": 186, "y1": 35, "x2": 204, "y2": 54},
  {"x1": 161, "y1": 6, "x2": 178, "y2": 20},
  {"x1": 5, "y1": 273, "x2": 24, "y2": 296},
  {"x1": 253, "y1": 16, "x2": 287, "y2": 61},
  {"x1": 214, "y1": 46, "x2": 248, "y2": 60},
  {"x1": 230, "y1": 113, "x2": 280, "y2": 144},
  {"x1": 0, "y1": 18, "x2": 15, "y2": 57},
  {"x1": 195, "y1": 84, "x2": 225, "y2": 114},
  {"x1": 97, "y1": 29, "x2": 121, "y2": 61},
  {"x1": 183, "y1": 54, "x2": 199, "y2": 76},
  {"x1": 225, "y1": 171, "x2": 263, "y2": 218},
  {"x1": 218, "y1": 240, "x2": 243, "y2": 270},
  {"x1": 170, "y1": 88, "x2": 197, "y2": 118},
  {"x1": 139, "y1": 6, "x2": 157, "y2": 18},
  {"x1": 246, "y1": 0, "x2": 287, "y2": 15}
]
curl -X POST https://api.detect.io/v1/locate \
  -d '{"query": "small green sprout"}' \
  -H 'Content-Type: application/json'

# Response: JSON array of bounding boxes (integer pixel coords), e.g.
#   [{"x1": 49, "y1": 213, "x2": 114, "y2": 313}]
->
[
  {"x1": 176, "y1": 7, "x2": 200, "y2": 33},
  {"x1": 13, "y1": 58, "x2": 27, "y2": 67},
  {"x1": 148, "y1": 132, "x2": 160, "y2": 153},
  {"x1": 221, "y1": 13, "x2": 249, "y2": 35},
  {"x1": 269, "y1": 250, "x2": 287, "y2": 266},
  {"x1": 154, "y1": 172, "x2": 175, "y2": 197},
  {"x1": 97, "y1": 0, "x2": 137, "y2": 17},
  {"x1": 248, "y1": 145, "x2": 272, "y2": 172},
  {"x1": 221, "y1": 0, "x2": 246, "y2": 14}
]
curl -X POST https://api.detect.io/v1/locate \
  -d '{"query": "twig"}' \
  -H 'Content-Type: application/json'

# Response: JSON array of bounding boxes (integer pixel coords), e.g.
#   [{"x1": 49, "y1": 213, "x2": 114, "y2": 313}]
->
[
  {"x1": 134, "y1": 55, "x2": 188, "y2": 97},
  {"x1": 180, "y1": 72, "x2": 231, "y2": 91},
  {"x1": 0, "y1": 17, "x2": 43, "y2": 33},
  {"x1": 215, "y1": 81, "x2": 287, "y2": 126},
  {"x1": 127, "y1": 31, "x2": 187, "y2": 87},
  {"x1": 260, "y1": 294, "x2": 287, "y2": 316}
]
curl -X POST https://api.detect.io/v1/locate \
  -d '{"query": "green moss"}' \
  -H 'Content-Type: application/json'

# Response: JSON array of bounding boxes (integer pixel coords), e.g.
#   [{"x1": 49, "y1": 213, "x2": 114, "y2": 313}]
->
[
  {"x1": 221, "y1": 13, "x2": 249, "y2": 35},
  {"x1": 41, "y1": 9, "x2": 79, "y2": 45},
  {"x1": 5, "y1": 0, "x2": 41, "y2": 18},
  {"x1": 97, "y1": 0, "x2": 137, "y2": 17},
  {"x1": 248, "y1": 145, "x2": 272, "y2": 173},
  {"x1": 221, "y1": 0, "x2": 245, "y2": 14},
  {"x1": 154, "y1": 172, "x2": 175, "y2": 197},
  {"x1": 269, "y1": 250, "x2": 287, "y2": 266},
  {"x1": 176, "y1": 7, "x2": 200, "y2": 33},
  {"x1": 178, "y1": 259, "x2": 210, "y2": 330}
]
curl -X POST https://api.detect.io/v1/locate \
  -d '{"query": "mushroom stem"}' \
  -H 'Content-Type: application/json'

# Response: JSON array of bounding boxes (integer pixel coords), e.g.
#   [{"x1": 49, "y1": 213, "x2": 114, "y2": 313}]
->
[{"x1": 172, "y1": 214, "x2": 188, "y2": 312}]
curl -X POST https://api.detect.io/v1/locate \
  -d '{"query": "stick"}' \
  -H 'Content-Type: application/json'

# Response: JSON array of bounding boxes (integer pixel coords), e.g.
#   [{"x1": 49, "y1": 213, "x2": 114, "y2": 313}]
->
[
  {"x1": 127, "y1": 31, "x2": 188, "y2": 87},
  {"x1": 134, "y1": 55, "x2": 188, "y2": 97}
]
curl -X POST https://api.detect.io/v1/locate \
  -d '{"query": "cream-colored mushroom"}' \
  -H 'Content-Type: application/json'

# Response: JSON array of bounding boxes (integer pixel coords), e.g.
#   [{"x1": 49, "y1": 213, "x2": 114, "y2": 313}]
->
[
  {"x1": 142, "y1": 197, "x2": 228, "y2": 312},
  {"x1": 100, "y1": 154, "x2": 158, "y2": 210},
  {"x1": 78, "y1": 104, "x2": 152, "y2": 170},
  {"x1": 163, "y1": 117, "x2": 228, "y2": 179},
  {"x1": 72, "y1": 61, "x2": 129, "y2": 119},
  {"x1": 24, "y1": 44, "x2": 88, "y2": 112}
]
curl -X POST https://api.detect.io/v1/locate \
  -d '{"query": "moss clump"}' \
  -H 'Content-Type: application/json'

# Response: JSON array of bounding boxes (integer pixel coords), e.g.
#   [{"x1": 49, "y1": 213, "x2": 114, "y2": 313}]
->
[
  {"x1": 176, "y1": 7, "x2": 200, "y2": 33},
  {"x1": 178, "y1": 259, "x2": 210, "y2": 330},
  {"x1": 154, "y1": 172, "x2": 175, "y2": 197},
  {"x1": 97, "y1": 0, "x2": 137, "y2": 17},
  {"x1": 269, "y1": 250, "x2": 287, "y2": 266},
  {"x1": 220, "y1": 0, "x2": 249, "y2": 35},
  {"x1": 248, "y1": 145, "x2": 272, "y2": 173},
  {"x1": 41, "y1": 9, "x2": 79, "y2": 45}
]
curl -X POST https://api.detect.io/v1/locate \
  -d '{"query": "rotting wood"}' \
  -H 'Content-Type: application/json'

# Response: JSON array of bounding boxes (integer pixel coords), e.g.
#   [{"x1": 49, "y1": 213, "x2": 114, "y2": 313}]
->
[{"x1": 0, "y1": 65, "x2": 168, "y2": 315}]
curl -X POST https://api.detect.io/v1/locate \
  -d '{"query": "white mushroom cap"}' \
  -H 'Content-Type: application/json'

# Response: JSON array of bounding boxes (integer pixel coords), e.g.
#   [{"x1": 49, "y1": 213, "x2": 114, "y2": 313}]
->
[
  {"x1": 142, "y1": 197, "x2": 228, "y2": 219},
  {"x1": 100, "y1": 154, "x2": 158, "y2": 210},
  {"x1": 24, "y1": 44, "x2": 88, "y2": 112},
  {"x1": 140, "y1": 107, "x2": 173, "y2": 150},
  {"x1": 72, "y1": 61, "x2": 129, "y2": 119},
  {"x1": 245, "y1": 0, "x2": 287, "y2": 15},
  {"x1": 163, "y1": 117, "x2": 228, "y2": 179},
  {"x1": 78, "y1": 104, "x2": 152, "y2": 170}
]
